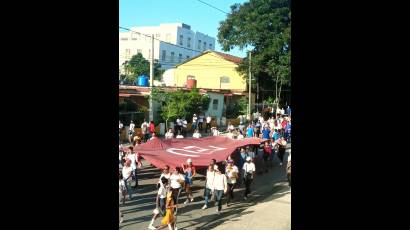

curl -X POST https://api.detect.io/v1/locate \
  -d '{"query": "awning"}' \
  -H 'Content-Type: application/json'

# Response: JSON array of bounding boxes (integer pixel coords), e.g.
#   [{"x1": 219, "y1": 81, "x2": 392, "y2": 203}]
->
[{"x1": 133, "y1": 136, "x2": 266, "y2": 169}]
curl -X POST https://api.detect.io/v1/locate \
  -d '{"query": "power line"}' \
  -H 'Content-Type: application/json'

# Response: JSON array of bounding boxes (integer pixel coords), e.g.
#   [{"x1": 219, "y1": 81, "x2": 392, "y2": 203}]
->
[{"x1": 196, "y1": 0, "x2": 229, "y2": 15}]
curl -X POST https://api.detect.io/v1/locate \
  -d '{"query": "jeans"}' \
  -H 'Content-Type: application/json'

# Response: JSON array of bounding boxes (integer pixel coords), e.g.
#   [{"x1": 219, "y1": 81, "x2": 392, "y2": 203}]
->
[
  {"x1": 203, "y1": 187, "x2": 212, "y2": 206},
  {"x1": 124, "y1": 178, "x2": 133, "y2": 199},
  {"x1": 278, "y1": 147, "x2": 286, "y2": 163},
  {"x1": 192, "y1": 123, "x2": 197, "y2": 131},
  {"x1": 227, "y1": 183, "x2": 235, "y2": 204},
  {"x1": 133, "y1": 168, "x2": 138, "y2": 188},
  {"x1": 214, "y1": 190, "x2": 224, "y2": 211},
  {"x1": 244, "y1": 178, "x2": 253, "y2": 198}
]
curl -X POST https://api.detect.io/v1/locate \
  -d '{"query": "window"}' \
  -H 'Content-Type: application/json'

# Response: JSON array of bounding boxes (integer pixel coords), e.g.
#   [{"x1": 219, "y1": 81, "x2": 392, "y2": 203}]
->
[
  {"x1": 220, "y1": 76, "x2": 230, "y2": 89},
  {"x1": 125, "y1": 49, "x2": 131, "y2": 58},
  {"x1": 198, "y1": 40, "x2": 201, "y2": 49},
  {"x1": 171, "y1": 52, "x2": 175, "y2": 62},
  {"x1": 203, "y1": 42, "x2": 207, "y2": 50},
  {"x1": 162, "y1": 50, "x2": 166, "y2": 61},
  {"x1": 209, "y1": 43, "x2": 212, "y2": 49},
  {"x1": 178, "y1": 53, "x2": 182, "y2": 62},
  {"x1": 137, "y1": 49, "x2": 142, "y2": 54},
  {"x1": 220, "y1": 76, "x2": 230, "y2": 83},
  {"x1": 213, "y1": 99, "x2": 218, "y2": 110},
  {"x1": 179, "y1": 35, "x2": 183, "y2": 45},
  {"x1": 187, "y1": 37, "x2": 191, "y2": 48}
]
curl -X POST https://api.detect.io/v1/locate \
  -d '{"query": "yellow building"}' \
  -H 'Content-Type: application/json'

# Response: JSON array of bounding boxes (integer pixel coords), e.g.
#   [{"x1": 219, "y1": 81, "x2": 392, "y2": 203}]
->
[{"x1": 173, "y1": 50, "x2": 246, "y2": 92}]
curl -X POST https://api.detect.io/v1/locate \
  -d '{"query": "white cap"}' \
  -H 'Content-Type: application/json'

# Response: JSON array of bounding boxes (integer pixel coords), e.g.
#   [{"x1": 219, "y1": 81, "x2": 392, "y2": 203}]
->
[
  {"x1": 214, "y1": 165, "x2": 219, "y2": 170},
  {"x1": 246, "y1": 156, "x2": 252, "y2": 161},
  {"x1": 187, "y1": 158, "x2": 192, "y2": 163}
]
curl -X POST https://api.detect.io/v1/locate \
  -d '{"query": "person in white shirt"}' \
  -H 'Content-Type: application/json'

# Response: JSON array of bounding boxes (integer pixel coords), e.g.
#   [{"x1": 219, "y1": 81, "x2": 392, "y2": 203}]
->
[
  {"x1": 211, "y1": 127, "x2": 220, "y2": 136},
  {"x1": 202, "y1": 164, "x2": 216, "y2": 210},
  {"x1": 242, "y1": 157, "x2": 256, "y2": 200},
  {"x1": 148, "y1": 177, "x2": 169, "y2": 230},
  {"x1": 119, "y1": 121, "x2": 124, "y2": 141},
  {"x1": 169, "y1": 167, "x2": 185, "y2": 204},
  {"x1": 212, "y1": 165, "x2": 228, "y2": 213},
  {"x1": 165, "y1": 128, "x2": 174, "y2": 139},
  {"x1": 225, "y1": 160, "x2": 239, "y2": 206},
  {"x1": 126, "y1": 146, "x2": 141, "y2": 189},
  {"x1": 122, "y1": 159, "x2": 133, "y2": 200},
  {"x1": 205, "y1": 115, "x2": 212, "y2": 133},
  {"x1": 192, "y1": 114, "x2": 198, "y2": 131},
  {"x1": 128, "y1": 121, "x2": 135, "y2": 143},
  {"x1": 119, "y1": 172, "x2": 126, "y2": 223},
  {"x1": 176, "y1": 118, "x2": 183, "y2": 135},
  {"x1": 198, "y1": 114, "x2": 204, "y2": 132},
  {"x1": 158, "y1": 165, "x2": 171, "y2": 188},
  {"x1": 182, "y1": 118, "x2": 188, "y2": 136},
  {"x1": 192, "y1": 129, "x2": 202, "y2": 138},
  {"x1": 141, "y1": 119, "x2": 149, "y2": 142}
]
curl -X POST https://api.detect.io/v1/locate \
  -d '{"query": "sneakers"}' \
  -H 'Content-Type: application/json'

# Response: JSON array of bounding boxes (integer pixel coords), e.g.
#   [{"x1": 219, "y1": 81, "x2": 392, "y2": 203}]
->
[
  {"x1": 184, "y1": 200, "x2": 189, "y2": 204},
  {"x1": 244, "y1": 197, "x2": 247, "y2": 200},
  {"x1": 148, "y1": 224, "x2": 156, "y2": 230},
  {"x1": 202, "y1": 204, "x2": 208, "y2": 210},
  {"x1": 216, "y1": 209, "x2": 221, "y2": 214},
  {"x1": 280, "y1": 162, "x2": 283, "y2": 166},
  {"x1": 120, "y1": 217, "x2": 124, "y2": 224},
  {"x1": 190, "y1": 198, "x2": 194, "y2": 202}
]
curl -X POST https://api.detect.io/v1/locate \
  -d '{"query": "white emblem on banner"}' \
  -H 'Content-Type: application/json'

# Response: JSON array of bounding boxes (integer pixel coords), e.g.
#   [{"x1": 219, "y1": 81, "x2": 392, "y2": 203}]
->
[{"x1": 166, "y1": 145, "x2": 227, "y2": 157}]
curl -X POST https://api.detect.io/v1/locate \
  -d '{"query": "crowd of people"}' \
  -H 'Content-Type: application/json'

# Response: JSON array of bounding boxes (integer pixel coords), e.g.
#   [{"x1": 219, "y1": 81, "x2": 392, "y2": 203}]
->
[{"x1": 118, "y1": 109, "x2": 291, "y2": 228}]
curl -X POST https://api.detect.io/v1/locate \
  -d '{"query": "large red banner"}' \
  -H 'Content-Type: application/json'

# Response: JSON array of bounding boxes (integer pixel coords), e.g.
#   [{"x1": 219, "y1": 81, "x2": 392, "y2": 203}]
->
[{"x1": 132, "y1": 136, "x2": 265, "y2": 169}]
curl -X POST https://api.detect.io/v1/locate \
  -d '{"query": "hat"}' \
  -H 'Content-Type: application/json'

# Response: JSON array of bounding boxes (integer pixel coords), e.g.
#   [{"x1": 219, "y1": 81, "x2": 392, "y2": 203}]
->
[
  {"x1": 246, "y1": 156, "x2": 251, "y2": 161},
  {"x1": 227, "y1": 160, "x2": 234, "y2": 164},
  {"x1": 187, "y1": 158, "x2": 192, "y2": 163},
  {"x1": 214, "y1": 165, "x2": 219, "y2": 171}
]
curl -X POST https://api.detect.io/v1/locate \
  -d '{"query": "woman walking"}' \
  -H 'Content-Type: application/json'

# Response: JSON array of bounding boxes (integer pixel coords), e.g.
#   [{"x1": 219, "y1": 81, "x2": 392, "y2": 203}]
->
[
  {"x1": 181, "y1": 159, "x2": 196, "y2": 204},
  {"x1": 153, "y1": 189, "x2": 178, "y2": 230}
]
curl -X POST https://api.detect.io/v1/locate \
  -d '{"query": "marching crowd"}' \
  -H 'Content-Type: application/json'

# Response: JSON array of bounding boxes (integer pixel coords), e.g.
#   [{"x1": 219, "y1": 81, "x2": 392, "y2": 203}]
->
[{"x1": 118, "y1": 109, "x2": 291, "y2": 229}]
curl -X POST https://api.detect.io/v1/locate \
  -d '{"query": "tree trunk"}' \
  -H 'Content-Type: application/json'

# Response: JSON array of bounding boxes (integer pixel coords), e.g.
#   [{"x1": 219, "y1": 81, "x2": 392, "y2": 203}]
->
[{"x1": 278, "y1": 78, "x2": 283, "y2": 108}]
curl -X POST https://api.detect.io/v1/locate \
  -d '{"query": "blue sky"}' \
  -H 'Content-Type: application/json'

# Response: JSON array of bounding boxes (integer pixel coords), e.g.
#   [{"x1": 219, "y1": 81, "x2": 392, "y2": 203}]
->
[{"x1": 119, "y1": 0, "x2": 248, "y2": 58}]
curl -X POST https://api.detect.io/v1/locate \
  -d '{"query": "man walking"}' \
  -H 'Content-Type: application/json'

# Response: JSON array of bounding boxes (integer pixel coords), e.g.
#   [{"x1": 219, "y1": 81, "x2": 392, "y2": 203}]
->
[
  {"x1": 243, "y1": 157, "x2": 256, "y2": 200},
  {"x1": 128, "y1": 120, "x2": 135, "y2": 143},
  {"x1": 141, "y1": 119, "x2": 149, "y2": 142}
]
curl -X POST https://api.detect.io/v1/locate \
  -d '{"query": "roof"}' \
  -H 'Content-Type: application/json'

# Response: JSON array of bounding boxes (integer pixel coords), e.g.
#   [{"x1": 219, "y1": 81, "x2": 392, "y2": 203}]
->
[{"x1": 175, "y1": 50, "x2": 243, "y2": 67}]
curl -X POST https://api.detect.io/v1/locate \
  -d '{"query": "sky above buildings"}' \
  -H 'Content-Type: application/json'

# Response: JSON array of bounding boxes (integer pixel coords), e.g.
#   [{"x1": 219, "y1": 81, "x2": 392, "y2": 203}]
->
[{"x1": 119, "y1": 0, "x2": 249, "y2": 58}]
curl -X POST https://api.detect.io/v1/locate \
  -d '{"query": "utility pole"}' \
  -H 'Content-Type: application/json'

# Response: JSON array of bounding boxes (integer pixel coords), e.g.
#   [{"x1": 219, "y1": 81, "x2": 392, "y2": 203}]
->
[
  {"x1": 149, "y1": 35, "x2": 154, "y2": 122},
  {"x1": 248, "y1": 51, "x2": 252, "y2": 121}
]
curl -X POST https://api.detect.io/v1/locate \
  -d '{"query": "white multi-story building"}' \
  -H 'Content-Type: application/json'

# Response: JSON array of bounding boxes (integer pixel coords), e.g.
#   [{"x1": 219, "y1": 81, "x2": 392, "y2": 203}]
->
[{"x1": 119, "y1": 23, "x2": 215, "y2": 71}]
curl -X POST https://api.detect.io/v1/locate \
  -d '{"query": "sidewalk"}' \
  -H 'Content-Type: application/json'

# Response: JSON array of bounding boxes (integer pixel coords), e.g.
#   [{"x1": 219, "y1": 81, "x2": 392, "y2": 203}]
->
[{"x1": 212, "y1": 187, "x2": 291, "y2": 230}]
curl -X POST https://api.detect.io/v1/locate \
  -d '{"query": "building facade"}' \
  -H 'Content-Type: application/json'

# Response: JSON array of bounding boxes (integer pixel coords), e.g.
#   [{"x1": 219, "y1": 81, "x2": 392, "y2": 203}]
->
[
  {"x1": 119, "y1": 23, "x2": 215, "y2": 71},
  {"x1": 169, "y1": 50, "x2": 247, "y2": 92}
]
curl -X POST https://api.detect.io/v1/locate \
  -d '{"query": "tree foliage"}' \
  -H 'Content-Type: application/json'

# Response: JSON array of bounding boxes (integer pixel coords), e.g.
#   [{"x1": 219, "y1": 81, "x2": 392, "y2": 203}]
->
[
  {"x1": 218, "y1": 0, "x2": 291, "y2": 104},
  {"x1": 226, "y1": 97, "x2": 248, "y2": 119},
  {"x1": 150, "y1": 88, "x2": 210, "y2": 126},
  {"x1": 123, "y1": 53, "x2": 163, "y2": 83}
]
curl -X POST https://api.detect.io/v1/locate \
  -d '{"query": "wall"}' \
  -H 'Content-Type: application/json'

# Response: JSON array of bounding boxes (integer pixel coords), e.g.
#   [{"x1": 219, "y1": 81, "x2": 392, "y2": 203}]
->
[
  {"x1": 175, "y1": 52, "x2": 247, "y2": 91},
  {"x1": 203, "y1": 92, "x2": 225, "y2": 120}
]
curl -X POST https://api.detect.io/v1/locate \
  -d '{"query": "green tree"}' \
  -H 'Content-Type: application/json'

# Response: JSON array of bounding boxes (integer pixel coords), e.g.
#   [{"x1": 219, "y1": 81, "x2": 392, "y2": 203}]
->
[
  {"x1": 218, "y1": 0, "x2": 290, "y2": 106},
  {"x1": 124, "y1": 53, "x2": 163, "y2": 83},
  {"x1": 150, "y1": 88, "x2": 210, "y2": 129}
]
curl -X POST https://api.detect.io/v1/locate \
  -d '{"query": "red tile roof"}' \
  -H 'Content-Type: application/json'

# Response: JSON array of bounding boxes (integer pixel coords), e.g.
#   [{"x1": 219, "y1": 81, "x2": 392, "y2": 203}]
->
[{"x1": 211, "y1": 51, "x2": 243, "y2": 64}]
